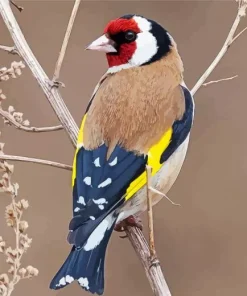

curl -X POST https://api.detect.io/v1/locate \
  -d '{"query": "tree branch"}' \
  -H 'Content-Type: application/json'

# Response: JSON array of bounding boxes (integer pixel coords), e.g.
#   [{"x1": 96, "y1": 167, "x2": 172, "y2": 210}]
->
[
  {"x1": 0, "y1": 107, "x2": 63, "y2": 132},
  {"x1": 0, "y1": 154, "x2": 72, "y2": 171},
  {"x1": 202, "y1": 75, "x2": 238, "y2": 87},
  {"x1": 53, "y1": 0, "x2": 81, "y2": 83},
  {"x1": 191, "y1": 0, "x2": 247, "y2": 95},
  {"x1": 0, "y1": 0, "x2": 79, "y2": 146},
  {"x1": 1, "y1": 1, "x2": 247, "y2": 296},
  {"x1": 0, "y1": 44, "x2": 19, "y2": 55}
]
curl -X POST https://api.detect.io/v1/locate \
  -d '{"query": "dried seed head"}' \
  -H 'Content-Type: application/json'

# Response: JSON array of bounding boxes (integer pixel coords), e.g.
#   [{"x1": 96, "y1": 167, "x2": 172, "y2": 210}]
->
[
  {"x1": 19, "y1": 221, "x2": 29, "y2": 232},
  {"x1": 8, "y1": 266, "x2": 15, "y2": 275},
  {"x1": 0, "y1": 274, "x2": 9, "y2": 285},
  {"x1": 19, "y1": 268, "x2": 27, "y2": 277}
]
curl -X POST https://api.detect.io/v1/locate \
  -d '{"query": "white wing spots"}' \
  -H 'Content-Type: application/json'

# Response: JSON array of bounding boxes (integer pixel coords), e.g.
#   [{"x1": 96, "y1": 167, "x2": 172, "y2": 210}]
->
[
  {"x1": 78, "y1": 277, "x2": 89, "y2": 290},
  {"x1": 89, "y1": 216, "x2": 96, "y2": 220},
  {"x1": 77, "y1": 196, "x2": 86, "y2": 205},
  {"x1": 74, "y1": 207, "x2": 80, "y2": 212},
  {"x1": 83, "y1": 213, "x2": 115, "y2": 251},
  {"x1": 83, "y1": 177, "x2": 91, "y2": 186},
  {"x1": 93, "y1": 198, "x2": 108, "y2": 205},
  {"x1": 93, "y1": 157, "x2": 101, "y2": 167},
  {"x1": 56, "y1": 275, "x2": 74, "y2": 287},
  {"x1": 65, "y1": 275, "x2": 74, "y2": 284},
  {"x1": 109, "y1": 157, "x2": 118, "y2": 166},
  {"x1": 93, "y1": 198, "x2": 108, "y2": 211},
  {"x1": 98, "y1": 178, "x2": 112, "y2": 188}
]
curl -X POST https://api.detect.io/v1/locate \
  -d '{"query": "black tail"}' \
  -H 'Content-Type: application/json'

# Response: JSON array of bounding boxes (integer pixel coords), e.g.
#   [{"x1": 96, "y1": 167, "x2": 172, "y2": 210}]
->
[{"x1": 50, "y1": 213, "x2": 118, "y2": 295}]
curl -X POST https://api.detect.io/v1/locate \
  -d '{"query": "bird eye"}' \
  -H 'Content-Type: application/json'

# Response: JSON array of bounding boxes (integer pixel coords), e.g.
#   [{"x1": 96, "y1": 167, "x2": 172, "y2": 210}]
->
[{"x1": 125, "y1": 31, "x2": 136, "y2": 42}]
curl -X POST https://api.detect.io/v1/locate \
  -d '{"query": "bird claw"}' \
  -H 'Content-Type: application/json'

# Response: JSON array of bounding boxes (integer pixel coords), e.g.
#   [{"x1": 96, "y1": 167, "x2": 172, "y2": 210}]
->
[{"x1": 114, "y1": 215, "x2": 143, "y2": 237}]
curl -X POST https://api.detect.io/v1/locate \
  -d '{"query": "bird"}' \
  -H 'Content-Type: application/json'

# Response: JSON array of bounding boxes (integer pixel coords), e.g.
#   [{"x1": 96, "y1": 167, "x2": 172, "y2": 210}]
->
[{"x1": 50, "y1": 14, "x2": 194, "y2": 295}]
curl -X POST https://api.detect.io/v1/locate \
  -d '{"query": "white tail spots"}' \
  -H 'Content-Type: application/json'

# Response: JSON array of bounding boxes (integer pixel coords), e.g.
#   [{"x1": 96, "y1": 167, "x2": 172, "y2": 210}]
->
[
  {"x1": 65, "y1": 275, "x2": 74, "y2": 283},
  {"x1": 109, "y1": 157, "x2": 118, "y2": 166},
  {"x1": 98, "y1": 178, "x2": 112, "y2": 188},
  {"x1": 78, "y1": 277, "x2": 89, "y2": 290},
  {"x1": 99, "y1": 205, "x2": 104, "y2": 210},
  {"x1": 56, "y1": 275, "x2": 74, "y2": 287},
  {"x1": 83, "y1": 213, "x2": 115, "y2": 251},
  {"x1": 83, "y1": 177, "x2": 91, "y2": 186},
  {"x1": 74, "y1": 207, "x2": 80, "y2": 212},
  {"x1": 89, "y1": 216, "x2": 96, "y2": 220},
  {"x1": 93, "y1": 157, "x2": 101, "y2": 167},
  {"x1": 77, "y1": 196, "x2": 86, "y2": 205}
]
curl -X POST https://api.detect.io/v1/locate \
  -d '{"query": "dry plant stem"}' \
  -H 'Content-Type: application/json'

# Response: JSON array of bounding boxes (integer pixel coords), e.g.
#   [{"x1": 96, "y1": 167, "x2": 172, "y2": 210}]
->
[
  {"x1": 146, "y1": 165, "x2": 156, "y2": 259},
  {"x1": 0, "y1": 155, "x2": 72, "y2": 171},
  {"x1": 10, "y1": 0, "x2": 23, "y2": 12},
  {"x1": 202, "y1": 75, "x2": 238, "y2": 87},
  {"x1": 0, "y1": 108, "x2": 63, "y2": 132},
  {"x1": 1, "y1": 1, "x2": 247, "y2": 296},
  {"x1": 191, "y1": 1, "x2": 247, "y2": 95},
  {"x1": 53, "y1": 0, "x2": 81, "y2": 82},
  {"x1": 0, "y1": 45, "x2": 18, "y2": 55},
  {"x1": 0, "y1": 0, "x2": 79, "y2": 146},
  {"x1": 127, "y1": 226, "x2": 171, "y2": 296}
]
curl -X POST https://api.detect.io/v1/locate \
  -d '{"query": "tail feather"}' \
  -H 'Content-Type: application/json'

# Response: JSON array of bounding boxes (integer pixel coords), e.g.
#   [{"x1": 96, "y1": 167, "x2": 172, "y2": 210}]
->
[{"x1": 50, "y1": 212, "x2": 118, "y2": 295}]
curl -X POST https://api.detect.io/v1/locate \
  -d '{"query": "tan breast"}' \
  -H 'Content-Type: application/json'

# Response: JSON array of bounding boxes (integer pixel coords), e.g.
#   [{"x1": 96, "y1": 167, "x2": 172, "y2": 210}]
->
[{"x1": 84, "y1": 46, "x2": 185, "y2": 157}]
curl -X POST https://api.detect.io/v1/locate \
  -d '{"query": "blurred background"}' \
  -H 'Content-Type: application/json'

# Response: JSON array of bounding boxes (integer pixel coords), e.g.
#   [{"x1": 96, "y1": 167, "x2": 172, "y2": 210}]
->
[{"x1": 1, "y1": 1, "x2": 247, "y2": 295}]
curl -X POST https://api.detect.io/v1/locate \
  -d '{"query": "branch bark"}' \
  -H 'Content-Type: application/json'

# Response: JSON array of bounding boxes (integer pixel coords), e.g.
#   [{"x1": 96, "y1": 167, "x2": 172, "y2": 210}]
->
[
  {"x1": 0, "y1": 0, "x2": 79, "y2": 146},
  {"x1": 1, "y1": 1, "x2": 247, "y2": 296},
  {"x1": 53, "y1": 0, "x2": 81, "y2": 82},
  {"x1": 0, "y1": 108, "x2": 63, "y2": 132},
  {"x1": 0, "y1": 44, "x2": 19, "y2": 55},
  {"x1": 0, "y1": 154, "x2": 72, "y2": 171},
  {"x1": 191, "y1": 0, "x2": 247, "y2": 95}
]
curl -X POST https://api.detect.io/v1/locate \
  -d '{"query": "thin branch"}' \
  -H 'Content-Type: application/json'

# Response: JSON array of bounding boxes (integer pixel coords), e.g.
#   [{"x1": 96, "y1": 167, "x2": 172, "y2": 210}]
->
[
  {"x1": 191, "y1": 1, "x2": 247, "y2": 95},
  {"x1": 0, "y1": 45, "x2": 19, "y2": 55},
  {"x1": 202, "y1": 75, "x2": 238, "y2": 87},
  {"x1": 0, "y1": 155, "x2": 72, "y2": 171},
  {"x1": 127, "y1": 226, "x2": 172, "y2": 296},
  {"x1": 53, "y1": 0, "x2": 81, "y2": 82},
  {"x1": 0, "y1": 108, "x2": 63, "y2": 132},
  {"x1": 146, "y1": 165, "x2": 156, "y2": 259},
  {"x1": 10, "y1": 0, "x2": 23, "y2": 12},
  {"x1": 0, "y1": 0, "x2": 79, "y2": 146},
  {"x1": 232, "y1": 25, "x2": 247, "y2": 42}
]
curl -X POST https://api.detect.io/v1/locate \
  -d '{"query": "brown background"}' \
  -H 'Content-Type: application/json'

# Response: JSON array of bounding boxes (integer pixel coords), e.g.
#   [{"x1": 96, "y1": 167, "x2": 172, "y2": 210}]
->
[{"x1": 1, "y1": 1, "x2": 247, "y2": 296}]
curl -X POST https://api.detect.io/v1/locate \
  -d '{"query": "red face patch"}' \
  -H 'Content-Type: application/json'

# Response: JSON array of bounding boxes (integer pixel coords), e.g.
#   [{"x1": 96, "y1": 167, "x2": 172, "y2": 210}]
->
[
  {"x1": 103, "y1": 18, "x2": 141, "y2": 68},
  {"x1": 104, "y1": 18, "x2": 140, "y2": 35}
]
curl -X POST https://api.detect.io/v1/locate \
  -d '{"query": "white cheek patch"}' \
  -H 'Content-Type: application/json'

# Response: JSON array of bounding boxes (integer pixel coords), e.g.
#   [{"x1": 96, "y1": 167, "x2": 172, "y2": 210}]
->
[
  {"x1": 107, "y1": 16, "x2": 158, "y2": 74},
  {"x1": 130, "y1": 31, "x2": 158, "y2": 66}
]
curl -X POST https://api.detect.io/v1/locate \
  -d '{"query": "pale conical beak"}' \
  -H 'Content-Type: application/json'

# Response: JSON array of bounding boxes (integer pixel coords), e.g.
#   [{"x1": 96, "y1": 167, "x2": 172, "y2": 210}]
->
[{"x1": 85, "y1": 35, "x2": 117, "y2": 53}]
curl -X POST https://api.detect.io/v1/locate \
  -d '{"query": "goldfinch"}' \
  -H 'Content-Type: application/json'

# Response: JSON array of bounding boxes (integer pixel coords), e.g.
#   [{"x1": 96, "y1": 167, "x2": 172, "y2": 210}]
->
[{"x1": 50, "y1": 14, "x2": 194, "y2": 295}]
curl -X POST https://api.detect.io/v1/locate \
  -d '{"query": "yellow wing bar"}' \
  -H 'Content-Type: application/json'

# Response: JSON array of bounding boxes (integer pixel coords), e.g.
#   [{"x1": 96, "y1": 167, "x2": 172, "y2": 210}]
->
[{"x1": 125, "y1": 127, "x2": 172, "y2": 200}]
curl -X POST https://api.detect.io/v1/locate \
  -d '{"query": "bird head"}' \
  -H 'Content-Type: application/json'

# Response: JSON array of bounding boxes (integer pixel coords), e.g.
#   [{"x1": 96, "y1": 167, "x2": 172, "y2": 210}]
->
[{"x1": 86, "y1": 14, "x2": 174, "y2": 73}]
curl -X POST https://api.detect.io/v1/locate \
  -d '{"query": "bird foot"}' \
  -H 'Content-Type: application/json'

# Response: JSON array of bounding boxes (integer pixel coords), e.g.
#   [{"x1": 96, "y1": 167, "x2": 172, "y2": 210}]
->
[{"x1": 114, "y1": 215, "x2": 143, "y2": 233}]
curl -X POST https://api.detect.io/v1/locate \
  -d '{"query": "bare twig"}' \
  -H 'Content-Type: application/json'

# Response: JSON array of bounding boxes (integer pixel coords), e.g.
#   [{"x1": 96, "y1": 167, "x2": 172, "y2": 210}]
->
[
  {"x1": 1, "y1": 1, "x2": 247, "y2": 296},
  {"x1": 0, "y1": 0, "x2": 79, "y2": 146},
  {"x1": 0, "y1": 45, "x2": 19, "y2": 55},
  {"x1": 10, "y1": 0, "x2": 23, "y2": 12},
  {"x1": 146, "y1": 165, "x2": 156, "y2": 259},
  {"x1": 191, "y1": 0, "x2": 247, "y2": 95},
  {"x1": 0, "y1": 108, "x2": 63, "y2": 132},
  {"x1": 202, "y1": 75, "x2": 238, "y2": 87},
  {"x1": 53, "y1": 0, "x2": 81, "y2": 83},
  {"x1": 127, "y1": 227, "x2": 171, "y2": 296},
  {"x1": 232, "y1": 25, "x2": 247, "y2": 42},
  {"x1": 0, "y1": 155, "x2": 72, "y2": 171}
]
